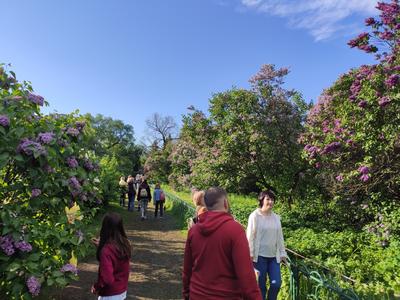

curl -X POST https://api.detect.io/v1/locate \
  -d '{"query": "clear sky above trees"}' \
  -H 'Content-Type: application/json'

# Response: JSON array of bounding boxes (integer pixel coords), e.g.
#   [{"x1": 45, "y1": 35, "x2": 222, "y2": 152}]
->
[{"x1": 0, "y1": 0, "x2": 377, "y2": 139}]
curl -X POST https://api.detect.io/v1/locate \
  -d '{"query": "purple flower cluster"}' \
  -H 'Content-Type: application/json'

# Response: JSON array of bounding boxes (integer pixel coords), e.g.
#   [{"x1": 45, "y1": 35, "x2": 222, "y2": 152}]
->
[
  {"x1": 26, "y1": 276, "x2": 41, "y2": 296},
  {"x1": 37, "y1": 132, "x2": 54, "y2": 144},
  {"x1": 365, "y1": 17, "x2": 376, "y2": 26},
  {"x1": 335, "y1": 175, "x2": 344, "y2": 182},
  {"x1": 358, "y1": 166, "x2": 370, "y2": 182},
  {"x1": 0, "y1": 235, "x2": 15, "y2": 256},
  {"x1": 17, "y1": 138, "x2": 47, "y2": 157},
  {"x1": 304, "y1": 144, "x2": 320, "y2": 159},
  {"x1": 14, "y1": 240, "x2": 33, "y2": 252},
  {"x1": 83, "y1": 159, "x2": 95, "y2": 171},
  {"x1": 60, "y1": 263, "x2": 78, "y2": 275},
  {"x1": 378, "y1": 96, "x2": 391, "y2": 107},
  {"x1": 349, "y1": 80, "x2": 361, "y2": 101},
  {"x1": 385, "y1": 74, "x2": 399, "y2": 88},
  {"x1": 31, "y1": 189, "x2": 41, "y2": 198},
  {"x1": 0, "y1": 235, "x2": 33, "y2": 255},
  {"x1": 0, "y1": 115, "x2": 10, "y2": 127},
  {"x1": 75, "y1": 121, "x2": 86, "y2": 131},
  {"x1": 67, "y1": 157, "x2": 79, "y2": 168},
  {"x1": 321, "y1": 142, "x2": 341, "y2": 154},
  {"x1": 68, "y1": 177, "x2": 82, "y2": 197},
  {"x1": 358, "y1": 100, "x2": 368, "y2": 108},
  {"x1": 27, "y1": 93, "x2": 44, "y2": 106},
  {"x1": 66, "y1": 127, "x2": 80, "y2": 137}
]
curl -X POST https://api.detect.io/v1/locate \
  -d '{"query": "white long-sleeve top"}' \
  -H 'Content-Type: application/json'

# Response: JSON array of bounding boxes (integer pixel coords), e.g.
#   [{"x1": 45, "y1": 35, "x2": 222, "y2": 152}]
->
[{"x1": 246, "y1": 208, "x2": 287, "y2": 263}]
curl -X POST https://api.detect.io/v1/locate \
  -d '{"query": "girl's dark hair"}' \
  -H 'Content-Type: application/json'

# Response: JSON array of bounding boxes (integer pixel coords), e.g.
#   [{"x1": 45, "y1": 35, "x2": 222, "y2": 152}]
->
[
  {"x1": 258, "y1": 190, "x2": 276, "y2": 208},
  {"x1": 96, "y1": 212, "x2": 131, "y2": 261}
]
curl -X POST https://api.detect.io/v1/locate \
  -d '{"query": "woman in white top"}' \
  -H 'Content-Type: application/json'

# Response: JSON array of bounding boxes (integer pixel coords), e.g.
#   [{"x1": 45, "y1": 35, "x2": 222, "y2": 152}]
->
[{"x1": 246, "y1": 190, "x2": 287, "y2": 300}]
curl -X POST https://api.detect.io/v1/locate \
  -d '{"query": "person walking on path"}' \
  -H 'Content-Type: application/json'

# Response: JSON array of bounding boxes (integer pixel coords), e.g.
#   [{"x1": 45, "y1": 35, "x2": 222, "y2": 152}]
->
[
  {"x1": 183, "y1": 187, "x2": 262, "y2": 300},
  {"x1": 188, "y1": 190, "x2": 207, "y2": 229},
  {"x1": 137, "y1": 178, "x2": 151, "y2": 221},
  {"x1": 91, "y1": 212, "x2": 131, "y2": 300},
  {"x1": 127, "y1": 175, "x2": 136, "y2": 212},
  {"x1": 153, "y1": 183, "x2": 165, "y2": 218},
  {"x1": 118, "y1": 177, "x2": 128, "y2": 207},
  {"x1": 246, "y1": 190, "x2": 288, "y2": 300}
]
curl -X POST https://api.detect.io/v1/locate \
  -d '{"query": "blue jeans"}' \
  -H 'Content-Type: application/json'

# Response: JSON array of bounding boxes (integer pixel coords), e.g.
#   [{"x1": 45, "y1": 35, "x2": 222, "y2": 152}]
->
[
  {"x1": 128, "y1": 193, "x2": 135, "y2": 211},
  {"x1": 254, "y1": 256, "x2": 281, "y2": 300}
]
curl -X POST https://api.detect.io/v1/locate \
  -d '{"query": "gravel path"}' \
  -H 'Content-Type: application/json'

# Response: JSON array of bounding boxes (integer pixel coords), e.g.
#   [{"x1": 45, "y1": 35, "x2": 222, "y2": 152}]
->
[{"x1": 60, "y1": 203, "x2": 186, "y2": 300}]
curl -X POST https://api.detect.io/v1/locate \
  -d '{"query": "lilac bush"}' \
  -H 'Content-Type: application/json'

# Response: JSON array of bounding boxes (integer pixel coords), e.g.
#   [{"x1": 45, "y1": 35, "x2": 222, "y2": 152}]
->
[
  {"x1": 0, "y1": 64, "x2": 103, "y2": 298},
  {"x1": 301, "y1": 0, "x2": 400, "y2": 239}
]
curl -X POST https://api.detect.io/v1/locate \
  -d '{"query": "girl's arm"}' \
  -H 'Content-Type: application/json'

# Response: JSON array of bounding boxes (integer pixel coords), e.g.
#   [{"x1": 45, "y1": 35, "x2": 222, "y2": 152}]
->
[{"x1": 94, "y1": 246, "x2": 115, "y2": 291}]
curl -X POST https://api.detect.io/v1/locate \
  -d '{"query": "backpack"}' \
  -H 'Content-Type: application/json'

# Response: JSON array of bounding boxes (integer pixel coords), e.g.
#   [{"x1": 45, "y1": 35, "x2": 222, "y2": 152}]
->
[
  {"x1": 160, "y1": 191, "x2": 166, "y2": 202},
  {"x1": 140, "y1": 188, "x2": 148, "y2": 198}
]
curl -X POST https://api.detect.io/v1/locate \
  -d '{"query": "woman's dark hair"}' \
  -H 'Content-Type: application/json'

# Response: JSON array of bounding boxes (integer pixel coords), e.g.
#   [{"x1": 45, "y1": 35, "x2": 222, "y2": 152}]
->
[
  {"x1": 96, "y1": 212, "x2": 131, "y2": 261},
  {"x1": 258, "y1": 190, "x2": 276, "y2": 208}
]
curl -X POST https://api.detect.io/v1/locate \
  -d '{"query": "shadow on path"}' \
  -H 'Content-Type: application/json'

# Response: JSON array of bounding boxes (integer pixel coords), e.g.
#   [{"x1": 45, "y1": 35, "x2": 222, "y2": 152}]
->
[{"x1": 60, "y1": 202, "x2": 186, "y2": 300}]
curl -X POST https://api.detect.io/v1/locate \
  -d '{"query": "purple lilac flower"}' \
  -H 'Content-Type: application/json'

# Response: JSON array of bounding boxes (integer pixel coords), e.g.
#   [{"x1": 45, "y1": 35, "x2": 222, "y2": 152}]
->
[
  {"x1": 322, "y1": 142, "x2": 341, "y2": 154},
  {"x1": 75, "y1": 121, "x2": 86, "y2": 131},
  {"x1": 335, "y1": 175, "x2": 344, "y2": 182},
  {"x1": 358, "y1": 166, "x2": 369, "y2": 174},
  {"x1": 365, "y1": 17, "x2": 376, "y2": 26},
  {"x1": 0, "y1": 235, "x2": 15, "y2": 256},
  {"x1": 66, "y1": 127, "x2": 80, "y2": 137},
  {"x1": 0, "y1": 115, "x2": 10, "y2": 127},
  {"x1": 80, "y1": 193, "x2": 88, "y2": 202},
  {"x1": 60, "y1": 263, "x2": 78, "y2": 275},
  {"x1": 27, "y1": 93, "x2": 44, "y2": 106},
  {"x1": 360, "y1": 174, "x2": 370, "y2": 182},
  {"x1": 68, "y1": 177, "x2": 81, "y2": 189},
  {"x1": 379, "y1": 30, "x2": 394, "y2": 40},
  {"x1": 315, "y1": 162, "x2": 321, "y2": 169},
  {"x1": 358, "y1": 100, "x2": 367, "y2": 108},
  {"x1": 67, "y1": 157, "x2": 79, "y2": 168},
  {"x1": 14, "y1": 240, "x2": 32, "y2": 252},
  {"x1": 95, "y1": 198, "x2": 102, "y2": 205},
  {"x1": 37, "y1": 132, "x2": 54, "y2": 144},
  {"x1": 385, "y1": 74, "x2": 399, "y2": 88},
  {"x1": 76, "y1": 230, "x2": 84, "y2": 239},
  {"x1": 83, "y1": 159, "x2": 95, "y2": 171},
  {"x1": 26, "y1": 276, "x2": 41, "y2": 296},
  {"x1": 378, "y1": 97, "x2": 391, "y2": 107},
  {"x1": 31, "y1": 189, "x2": 41, "y2": 198},
  {"x1": 17, "y1": 139, "x2": 47, "y2": 157}
]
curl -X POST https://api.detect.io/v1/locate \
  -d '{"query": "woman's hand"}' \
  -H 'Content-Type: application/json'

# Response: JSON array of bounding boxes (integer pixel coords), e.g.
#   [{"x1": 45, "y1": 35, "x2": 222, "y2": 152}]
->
[
  {"x1": 280, "y1": 257, "x2": 288, "y2": 265},
  {"x1": 91, "y1": 285, "x2": 98, "y2": 295},
  {"x1": 91, "y1": 237, "x2": 100, "y2": 247}
]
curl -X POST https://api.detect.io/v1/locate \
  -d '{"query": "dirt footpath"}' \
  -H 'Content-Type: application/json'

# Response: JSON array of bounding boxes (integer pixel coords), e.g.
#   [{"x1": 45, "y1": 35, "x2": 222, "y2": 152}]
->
[{"x1": 60, "y1": 203, "x2": 186, "y2": 300}]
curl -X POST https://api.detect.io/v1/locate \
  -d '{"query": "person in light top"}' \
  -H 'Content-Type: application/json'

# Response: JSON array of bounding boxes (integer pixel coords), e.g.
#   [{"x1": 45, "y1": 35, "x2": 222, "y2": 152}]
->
[{"x1": 246, "y1": 190, "x2": 288, "y2": 300}]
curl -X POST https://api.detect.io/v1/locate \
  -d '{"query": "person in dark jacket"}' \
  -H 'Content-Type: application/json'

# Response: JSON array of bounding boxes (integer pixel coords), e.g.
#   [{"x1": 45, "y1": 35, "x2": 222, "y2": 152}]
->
[
  {"x1": 182, "y1": 187, "x2": 262, "y2": 300},
  {"x1": 137, "y1": 178, "x2": 151, "y2": 221},
  {"x1": 127, "y1": 175, "x2": 136, "y2": 212}
]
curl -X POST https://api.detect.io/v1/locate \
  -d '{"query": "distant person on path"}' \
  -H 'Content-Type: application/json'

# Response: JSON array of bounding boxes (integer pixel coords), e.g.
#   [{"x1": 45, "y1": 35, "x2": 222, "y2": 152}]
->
[
  {"x1": 183, "y1": 187, "x2": 262, "y2": 300},
  {"x1": 135, "y1": 174, "x2": 142, "y2": 212},
  {"x1": 91, "y1": 212, "x2": 131, "y2": 300},
  {"x1": 127, "y1": 175, "x2": 136, "y2": 212},
  {"x1": 153, "y1": 183, "x2": 165, "y2": 219},
  {"x1": 137, "y1": 178, "x2": 151, "y2": 221},
  {"x1": 246, "y1": 190, "x2": 288, "y2": 300},
  {"x1": 188, "y1": 190, "x2": 207, "y2": 229},
  {"x1": 118, "y1": 177, "x2": 128, "y2": 207}
]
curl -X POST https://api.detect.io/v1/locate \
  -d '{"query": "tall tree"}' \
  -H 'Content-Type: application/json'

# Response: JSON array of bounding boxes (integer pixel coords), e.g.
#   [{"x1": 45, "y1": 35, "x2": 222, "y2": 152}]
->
[{"x1": 145, "y1": 113, "x2": 177, "y2": 149}]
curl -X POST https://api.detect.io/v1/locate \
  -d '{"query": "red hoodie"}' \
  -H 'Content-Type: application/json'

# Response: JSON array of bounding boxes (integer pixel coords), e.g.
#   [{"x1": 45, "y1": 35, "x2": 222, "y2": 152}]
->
[
  {"x1": 183, "y1": 211, "x2": 262, "y2": 300},
  {"x1": 94, "y1": 243, "x2": 130, "y2": 296}
]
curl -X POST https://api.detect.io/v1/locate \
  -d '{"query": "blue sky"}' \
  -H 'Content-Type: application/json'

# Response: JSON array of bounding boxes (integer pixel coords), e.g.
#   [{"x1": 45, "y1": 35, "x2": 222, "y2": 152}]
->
[{"x1": 0, "y1": 0, "x2": 378, "y2": 141}]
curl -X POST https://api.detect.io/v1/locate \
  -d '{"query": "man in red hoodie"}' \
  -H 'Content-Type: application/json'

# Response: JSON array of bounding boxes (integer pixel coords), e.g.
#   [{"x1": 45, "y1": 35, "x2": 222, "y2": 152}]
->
[{"x1": 182, "y1": 187, "x2": 262, "y2": 300}]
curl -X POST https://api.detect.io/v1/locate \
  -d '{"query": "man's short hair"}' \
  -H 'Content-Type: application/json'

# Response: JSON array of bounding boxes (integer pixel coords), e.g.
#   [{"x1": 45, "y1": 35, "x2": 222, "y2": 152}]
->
[{"x1": 204, "y1": 187, "x2": 227, "y2": 210}]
